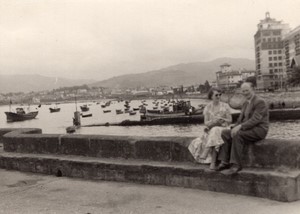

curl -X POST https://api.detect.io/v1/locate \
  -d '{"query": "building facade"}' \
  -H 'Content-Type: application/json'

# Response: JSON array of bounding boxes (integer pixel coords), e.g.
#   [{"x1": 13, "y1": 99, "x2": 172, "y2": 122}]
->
[
  {"x1": 216, "y1": 63, "x2": 255, "y2": 89},
  {"x1": 283, "y1": 25, "x2": 300, "y2": 80},
  {"x1": 254, "y1": 12, "x2": 290, "y2": 90}
]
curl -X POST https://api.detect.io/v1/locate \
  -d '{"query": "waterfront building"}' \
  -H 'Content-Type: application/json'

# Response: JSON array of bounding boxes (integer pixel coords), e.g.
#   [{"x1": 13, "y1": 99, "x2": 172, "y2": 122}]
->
[
  {"x1": 254, "y1": 12, "x2": 290, "y2": 90},
  {"x1": 131, "y1": 90, "x2": 151, "y2": 96},
  {"x1": 210, "y1": 81, "x2": 217, "y2": 88},
  {"x1": 216, "y1": 63, "x2": 255, "y2": 90},
  {"x1": 283, "y1": 25, "x2": 300, "y2": 80}
]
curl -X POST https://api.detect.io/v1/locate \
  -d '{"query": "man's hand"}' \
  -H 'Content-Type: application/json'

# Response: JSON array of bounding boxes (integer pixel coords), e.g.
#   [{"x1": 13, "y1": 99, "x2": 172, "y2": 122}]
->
[{"x1": 231, "y1": 124, "x2": 242, "y2": 138}]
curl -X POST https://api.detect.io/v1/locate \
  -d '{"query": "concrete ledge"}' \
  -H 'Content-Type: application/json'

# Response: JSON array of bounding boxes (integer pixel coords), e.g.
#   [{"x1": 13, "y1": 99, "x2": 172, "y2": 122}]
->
[
  {"x1": 2, "y1": 128, "x2": 300, "y2": 170},
  {"x1": 0, "y1": 150, "x2": 299, "y2": 202}
]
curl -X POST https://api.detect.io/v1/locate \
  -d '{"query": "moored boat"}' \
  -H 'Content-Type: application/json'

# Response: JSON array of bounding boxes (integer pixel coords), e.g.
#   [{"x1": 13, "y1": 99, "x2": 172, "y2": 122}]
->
[
  {"x1": 116, "y1": 109, "x2": 124, "y2": 114},
  {"x1": 49, "y1": 107, "x2": 61, "y2": 113},
  {"x1": 5, "y1": 107, "x2": 39, "y2": 122},
  {"x1": 81, "y1": 113, "x2": 92, "y2": 118},
  {"x1": 80, "y1": 105, "x2": 89, "y2": 112},
  {"x1": 142, "y1": 100, "x2": 204, "y2": 121},
  {"x1": 129, "y1": 111, "x2": 137, "y2": 115}
]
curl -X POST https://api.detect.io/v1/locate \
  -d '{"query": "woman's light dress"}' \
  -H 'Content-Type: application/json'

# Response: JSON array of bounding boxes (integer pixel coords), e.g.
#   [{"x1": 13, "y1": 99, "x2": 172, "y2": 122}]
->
[{"x1": 188, "y1": 102, "x2": 232, "y2": 163}]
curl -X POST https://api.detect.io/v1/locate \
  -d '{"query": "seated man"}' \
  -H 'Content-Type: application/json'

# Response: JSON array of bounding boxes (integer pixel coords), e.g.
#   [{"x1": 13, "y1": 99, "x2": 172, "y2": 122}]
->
[{"x1": 217, "y1": 82, "x2": 269, "y2": 175}]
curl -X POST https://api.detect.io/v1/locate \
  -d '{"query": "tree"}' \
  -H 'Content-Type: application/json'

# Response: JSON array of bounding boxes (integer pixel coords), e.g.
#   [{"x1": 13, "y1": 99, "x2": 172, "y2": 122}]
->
[
  {"x1": 288, "y1": 67, "x2": 300, "y2": 86},
  {"x1": 204, "y1": 80, "x2": 211, "y2": 92}
]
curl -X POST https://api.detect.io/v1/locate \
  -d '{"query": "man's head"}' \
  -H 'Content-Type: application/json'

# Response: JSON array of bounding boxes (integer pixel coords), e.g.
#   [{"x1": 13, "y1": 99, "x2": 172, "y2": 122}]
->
[{"x1": 241, "y1": 82, "x2": 255, "y2": 100}]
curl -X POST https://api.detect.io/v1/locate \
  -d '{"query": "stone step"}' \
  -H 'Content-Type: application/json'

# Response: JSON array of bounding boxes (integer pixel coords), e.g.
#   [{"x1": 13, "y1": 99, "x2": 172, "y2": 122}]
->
[
  {"x1": 3, "y1": 128, "x2": 300, "y2": 170},
  {"x1": 0, "y1": 149, "x2": 299, "y2": 202}
]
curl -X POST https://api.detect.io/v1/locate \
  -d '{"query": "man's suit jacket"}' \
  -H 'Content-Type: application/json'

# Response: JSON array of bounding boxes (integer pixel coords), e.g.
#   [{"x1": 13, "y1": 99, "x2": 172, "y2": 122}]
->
[{"x1": 236, "y1": 94, "x2": 269, "y2": 133}]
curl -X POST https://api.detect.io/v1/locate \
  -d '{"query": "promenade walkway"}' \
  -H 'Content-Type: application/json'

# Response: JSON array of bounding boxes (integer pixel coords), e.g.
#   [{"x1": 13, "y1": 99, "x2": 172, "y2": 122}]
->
[{"x1": 0, "y1": 169, "x2": 300, "y2": 214}]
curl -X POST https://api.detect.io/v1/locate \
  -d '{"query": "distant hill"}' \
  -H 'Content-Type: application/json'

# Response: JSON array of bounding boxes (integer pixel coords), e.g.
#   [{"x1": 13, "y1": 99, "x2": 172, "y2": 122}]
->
[
  {"x1": 0, "y1": 74, "x2": 95, "y2": 93},
  {"x1": 91, "y1": 57, "x2": 255, "y2": 89}
]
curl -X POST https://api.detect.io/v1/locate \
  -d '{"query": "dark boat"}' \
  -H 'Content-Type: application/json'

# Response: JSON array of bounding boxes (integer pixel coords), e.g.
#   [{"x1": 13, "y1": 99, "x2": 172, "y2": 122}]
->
[
  {"x1": 81, "y1": 113, "x2": 92, "y2": 118},
  {"x1": 133, "y1": 108, "x2": 140, "y2": 111},
  {"x1": 66, "y1": 126, "x2": 76, "y2": 133},
  {"x1": 5, "y1": 107, "x2": 39, "y2": 122},
  {"x1": 80, "y1": 105, "x2": 89, "y2": 112},
  {"x1": 142, "y1": 100, "x2": 204, "y2": 121},
  {"x1": 116, "y1": 109, "x2": 124, "y2": 114},
  {"x1": 103, "y1": 110, "x2": 111, "y2": 113},
  {"x1": 49, "y1": 107, "x2": 61, "y2": 113},
  {"x1": 129, "y1": 111, "x2": 137, "y2": 115}
]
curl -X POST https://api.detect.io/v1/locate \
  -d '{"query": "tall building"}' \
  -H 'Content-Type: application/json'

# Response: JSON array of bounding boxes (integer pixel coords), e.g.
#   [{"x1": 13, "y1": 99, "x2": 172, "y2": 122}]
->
[
  {"x1": 254, "y1": 12, "x2": 290, "y2": 90},
  {"x1": 283, "y1": 25, "x2": 300, "y2": 80}
]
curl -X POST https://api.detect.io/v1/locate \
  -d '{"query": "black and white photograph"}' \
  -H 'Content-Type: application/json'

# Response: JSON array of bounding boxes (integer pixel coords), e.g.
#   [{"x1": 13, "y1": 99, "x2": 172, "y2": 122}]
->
[{"x1": 0, "y1": 0, "x2": 300, "y2": 213}]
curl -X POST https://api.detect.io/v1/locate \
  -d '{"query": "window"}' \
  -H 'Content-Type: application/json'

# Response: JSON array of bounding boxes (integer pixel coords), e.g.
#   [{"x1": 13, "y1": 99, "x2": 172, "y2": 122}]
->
[
  {"x1": 279, "y1": 56, "x2": 282, "y2": 60},
  {"x1": 269, "y1": 63, "x2": 273, "y2": 67},
  {"x1": 273, "y1": 30, "x2": 281, "y2": 35},
  {"x1": 278, "y1": 50, "x2": 282, "y2": 54},
  {"x1": 269, "y1": 50, "x2": 272, "y2": 54},
  {"x1": 274, "y1": 69, "x2": 278, "y2": 72},
  {"x1": 272, "y1": 38, "x2": 276, "y2": 42},
  {"x1": 263, "y1": 38, "x2": 266, "y2": 42},
  {"x1": 273, "y1": 50, "x2": 277, "y2": 54},
  {"x1": 269, "y1": 57, "x2": 272, "y2": 61},
  {"x1": 269, "y1": 69, "x2": 273, "y2": 73},
  {"x1": 274, "y1": 63, "x2": 278, "y2": 66},
  {"x1": 274, "y1": 57, "x2": 277, "y2": 60},
  {"x1": 268, "y1": 38, "x2": 271, "y2": 42},
  {"x1": 279, "y1": 62, "x2": 282, "y2": 66}
]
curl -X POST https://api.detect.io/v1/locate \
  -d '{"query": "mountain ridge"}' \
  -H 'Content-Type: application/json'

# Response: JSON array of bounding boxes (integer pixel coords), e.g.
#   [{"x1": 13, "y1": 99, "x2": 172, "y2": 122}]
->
[
  {"x1": 0, "y1": 74, "x2": 95, "y2": 93},
  {"x1": 91, "y1": 57, "x2": 255, "y2": 88},
  {"x1": 0, "y1": 57, "x2": 255, "y2": 93}
]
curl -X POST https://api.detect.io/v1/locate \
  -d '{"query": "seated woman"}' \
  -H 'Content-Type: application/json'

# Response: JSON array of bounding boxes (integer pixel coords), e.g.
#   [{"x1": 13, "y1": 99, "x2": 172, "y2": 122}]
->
[{"x1": 188, "y1": 87, "x2": 232, "y2": 170}]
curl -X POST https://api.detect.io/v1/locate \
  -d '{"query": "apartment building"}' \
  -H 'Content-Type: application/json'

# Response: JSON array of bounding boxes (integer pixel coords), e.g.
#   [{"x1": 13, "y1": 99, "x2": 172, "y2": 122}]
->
[
  {"x1": 254, "y1": 12, "x2": 290, "y2": 90},
  {"x1": 283, "y1": 25, "x2": 300, "y2": 80}
]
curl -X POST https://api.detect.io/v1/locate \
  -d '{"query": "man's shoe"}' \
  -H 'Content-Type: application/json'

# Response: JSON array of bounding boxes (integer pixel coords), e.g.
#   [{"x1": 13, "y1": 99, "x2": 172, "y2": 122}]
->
[
  {"x1": 221, "y1": 165, "x2": 242, "y2": 175},
  {"x1": 216, "y1": 163, "x2": 230, "y2": 171}
]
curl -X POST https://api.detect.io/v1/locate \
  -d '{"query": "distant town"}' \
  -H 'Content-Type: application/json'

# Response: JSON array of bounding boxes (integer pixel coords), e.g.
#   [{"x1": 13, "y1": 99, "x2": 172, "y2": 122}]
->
[{"x1": 1, "y1": 12, "x2": 300, "y2": 105}]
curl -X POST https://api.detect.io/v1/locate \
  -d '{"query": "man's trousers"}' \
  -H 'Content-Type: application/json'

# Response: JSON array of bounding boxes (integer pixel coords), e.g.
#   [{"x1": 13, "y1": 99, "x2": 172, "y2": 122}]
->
[{"x1": 218, "y1": 127, "x2": 267, "y2": 166}]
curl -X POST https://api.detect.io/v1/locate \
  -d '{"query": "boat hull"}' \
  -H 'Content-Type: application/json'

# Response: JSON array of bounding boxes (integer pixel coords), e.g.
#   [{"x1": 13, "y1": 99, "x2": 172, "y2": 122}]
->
[
  {"x1": 82, "y1": 113, "x2": 92, "y2": 118},
  {"x1": 80, "y1": 106, "x2": 89, "y2": 112},
  {"x1": 5, "y1": 111, "x2": 39, "y2": 122},
  {"x1": 49, "y1": 108, "x2": 60, "y2": 113}
]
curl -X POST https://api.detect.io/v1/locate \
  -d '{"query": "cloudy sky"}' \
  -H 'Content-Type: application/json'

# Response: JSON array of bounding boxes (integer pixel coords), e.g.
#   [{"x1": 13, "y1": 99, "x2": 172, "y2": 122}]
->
[{"x1": 0, "y1": 0, "x2": 299, "y2": 80}]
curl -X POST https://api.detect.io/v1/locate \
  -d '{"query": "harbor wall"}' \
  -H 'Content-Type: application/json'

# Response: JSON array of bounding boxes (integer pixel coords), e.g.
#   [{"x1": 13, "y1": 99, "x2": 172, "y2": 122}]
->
[{"x1": 1, "y1": 128, "x2": 300, "y2": 170}]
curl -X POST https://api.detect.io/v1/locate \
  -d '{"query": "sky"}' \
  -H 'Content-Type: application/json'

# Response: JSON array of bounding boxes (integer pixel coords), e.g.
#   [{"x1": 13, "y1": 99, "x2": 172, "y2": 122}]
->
[{"x1": 0, "y1": 0, "x2": 300, "y2": 81}]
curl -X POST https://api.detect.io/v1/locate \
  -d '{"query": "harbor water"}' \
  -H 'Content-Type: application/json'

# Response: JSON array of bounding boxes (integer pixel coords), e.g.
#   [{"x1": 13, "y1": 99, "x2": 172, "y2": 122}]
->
[{"x1": 0, "y1": 99, "x2": 300, "y2": 140}]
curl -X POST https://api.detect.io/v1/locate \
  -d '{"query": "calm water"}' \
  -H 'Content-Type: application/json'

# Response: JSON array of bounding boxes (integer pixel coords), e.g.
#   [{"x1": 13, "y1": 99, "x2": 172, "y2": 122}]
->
[{"x1": 0, "y1": 99, "x2": 300, "y2": 140}]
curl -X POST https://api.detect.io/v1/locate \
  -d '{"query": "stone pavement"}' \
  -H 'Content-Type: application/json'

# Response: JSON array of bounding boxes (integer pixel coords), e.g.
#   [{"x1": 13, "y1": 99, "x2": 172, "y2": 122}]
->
[{"x1": 0, "y1": 169, "x2": 300, "y2": 214}]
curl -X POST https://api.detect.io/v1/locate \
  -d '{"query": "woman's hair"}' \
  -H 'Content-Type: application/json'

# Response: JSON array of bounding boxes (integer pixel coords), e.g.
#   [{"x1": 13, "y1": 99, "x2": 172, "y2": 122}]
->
[{"x1": 207, "y1": 87, "x2": 222, "y2": 100}]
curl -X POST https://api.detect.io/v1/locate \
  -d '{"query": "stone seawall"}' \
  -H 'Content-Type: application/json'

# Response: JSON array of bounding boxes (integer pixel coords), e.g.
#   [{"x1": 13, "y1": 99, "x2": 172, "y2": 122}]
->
[
  {"x1": 0, "y1": 128, "x2": 300, "y2": 202},
  {"x1": 2, "y1": 128, "x2": 300, "y2": 170}
]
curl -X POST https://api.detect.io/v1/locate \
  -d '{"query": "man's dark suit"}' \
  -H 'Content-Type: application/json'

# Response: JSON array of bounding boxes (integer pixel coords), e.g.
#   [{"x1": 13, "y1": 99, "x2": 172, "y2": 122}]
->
[{"x1": 218, "y1": 94, "x2": 269, "y2": 166}]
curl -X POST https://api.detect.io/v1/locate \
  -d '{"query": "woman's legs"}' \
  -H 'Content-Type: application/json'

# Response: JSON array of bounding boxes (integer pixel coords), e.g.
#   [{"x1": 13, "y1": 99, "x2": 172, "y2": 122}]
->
[{"x1": 210, "y1": 147, "x2": 217, "y2": 170}]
